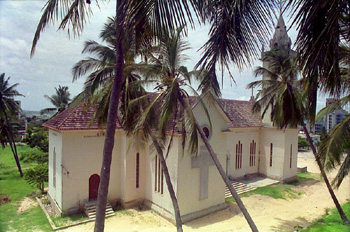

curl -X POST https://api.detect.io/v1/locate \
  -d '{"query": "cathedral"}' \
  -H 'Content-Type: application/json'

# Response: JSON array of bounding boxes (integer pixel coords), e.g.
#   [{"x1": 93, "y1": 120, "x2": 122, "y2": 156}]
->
[{"x1": 44, "y1": 15, "x2": 298, "y2": 222}]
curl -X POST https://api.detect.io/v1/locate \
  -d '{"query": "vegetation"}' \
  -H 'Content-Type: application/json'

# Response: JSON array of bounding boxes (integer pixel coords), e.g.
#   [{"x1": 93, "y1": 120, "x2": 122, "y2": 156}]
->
[
  {"x1": 30, "y1": 0, "x2": 350, "y2": 230},
  {"x1": 41, "y1": 85, "x2": 71, "y2": 114},
  {"x1": 226, "y1": 184, "x2": 301, "y2": 203},
  {"x1": 50, "y1": 213, "x2": 88, "y2": 227},
  {"x1": 0, "y1": 72, "x2": 24, "y2": 177},
  {"x1": 0, "y1": 145, "x2": 51, "y2": 232},
  {"x1": 298, "y1": 136, "x2": 310, "y2": 150},
  {"x1": 22, "y1": 127, "x2": 49, "y2": 152},
  {"x1": 299, "y1": 201, "x2": 350, "y2": 232},
  {"x1": 24, "y1": 164, "x2": 48, "y2": 193}
]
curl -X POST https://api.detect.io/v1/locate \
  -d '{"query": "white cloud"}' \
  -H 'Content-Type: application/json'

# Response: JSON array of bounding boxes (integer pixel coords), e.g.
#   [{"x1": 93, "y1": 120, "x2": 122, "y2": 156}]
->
[{"x1": 0, "y1": 1, "x2": 327, "y2": 112}]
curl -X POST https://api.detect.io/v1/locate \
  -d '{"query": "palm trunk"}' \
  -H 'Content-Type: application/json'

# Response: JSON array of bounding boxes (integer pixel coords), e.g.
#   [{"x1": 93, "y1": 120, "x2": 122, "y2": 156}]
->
[
  {"x1": 178, "y1": 97, "x2": 259, "y2": 232},
  {"x1": 2, "y1": 104, "x2": 23, "y2": 177},
  {"x1": 149, "y1": 130, "x2": 183, "y2": 232},
  {"x1": 302, "y1": 123, "x2": 349, "y2": 224},
  {"x1": 94, "y1": 1, "x2": 124, "y2": 231}
]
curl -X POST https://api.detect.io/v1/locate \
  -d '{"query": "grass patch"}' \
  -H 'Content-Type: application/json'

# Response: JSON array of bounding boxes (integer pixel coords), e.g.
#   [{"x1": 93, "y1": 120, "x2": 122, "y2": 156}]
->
[
  {"x1": 0, "y1": 145, "x2": 51, "y2": 231},
  {"x1": 289, "y1": 172, "x2": 322, "y2": 186},
  {"x1": 50, "y1": 213, "x2": 88, "y2": 227},
  {"x1": 299, "y1": 201, "x2": 350, "y2": 232},
  {"x1": 226, "y1": 184, "x2": 302, "y2": 203}
]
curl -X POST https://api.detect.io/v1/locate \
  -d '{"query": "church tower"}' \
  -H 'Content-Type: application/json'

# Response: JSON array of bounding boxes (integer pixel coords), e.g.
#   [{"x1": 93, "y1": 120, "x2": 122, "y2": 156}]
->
[{"x1": 261, "y1": 15, "x2": 294, "y2": 126}]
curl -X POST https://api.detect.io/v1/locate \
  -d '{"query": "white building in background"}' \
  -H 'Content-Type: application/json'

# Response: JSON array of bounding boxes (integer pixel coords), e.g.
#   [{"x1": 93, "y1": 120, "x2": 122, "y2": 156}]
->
[{"x1": 325, "y1": 98, "x2": 348, "y2": 133}]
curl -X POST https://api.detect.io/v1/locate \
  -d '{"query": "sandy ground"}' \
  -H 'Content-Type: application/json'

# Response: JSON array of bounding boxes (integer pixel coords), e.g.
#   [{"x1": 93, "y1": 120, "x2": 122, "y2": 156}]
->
[{"x1": 61, "y1": 151, "x2": 350, "y2": 232}]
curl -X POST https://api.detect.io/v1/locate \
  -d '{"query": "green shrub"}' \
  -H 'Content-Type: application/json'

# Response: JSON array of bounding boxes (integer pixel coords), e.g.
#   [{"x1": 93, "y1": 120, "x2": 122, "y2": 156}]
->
[
  {"x1": 24, "y1": 164, "x2": 48, "y2": 193},
  {"x1": 19, "y1": 151, "x2": 48, "y2": 164}
]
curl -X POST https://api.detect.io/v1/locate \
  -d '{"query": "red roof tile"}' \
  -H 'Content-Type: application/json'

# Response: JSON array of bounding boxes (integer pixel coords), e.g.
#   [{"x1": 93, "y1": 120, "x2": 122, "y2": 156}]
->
[
  {"x1": 43, "y1": 103, "x2": 122, "y2": 131},
  {"x1": 43, "y1": 96, "x2": 261, "y2": 131},
  {"x1": 217, "y1": 99, "x2": 262, "y2": 128}
]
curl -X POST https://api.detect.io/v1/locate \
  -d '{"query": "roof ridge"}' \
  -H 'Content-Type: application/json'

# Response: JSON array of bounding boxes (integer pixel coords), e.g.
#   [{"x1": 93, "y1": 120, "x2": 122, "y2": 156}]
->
[{"x1": 55, "y1": 103, "x2": 82, "y2": 130}]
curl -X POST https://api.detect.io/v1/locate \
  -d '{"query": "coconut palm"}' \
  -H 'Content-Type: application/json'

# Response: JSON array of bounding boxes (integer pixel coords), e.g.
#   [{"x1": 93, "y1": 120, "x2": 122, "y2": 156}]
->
[
  {"x1": 0, "y1": 73, "x2": 23, "y2": 177},
  {"x1": 317, "y1": 96, "x2": 350, "y2": 188},
  {"x1": 316, "y1": 44, "x2": 350, "y2": 189},
  {"x1": 249, "y1": 47, "x2": 349, "y2": 224},
  {"x1": 31, "y1": 1, "x2": 199, "y2": 231},
  {"x1": 41, "y1": 85, "x2": 71, "y2": 114},
  {"x1": 248, "y1": 48, "x2": 303, "y2": 128},
  {"x1": 135, "y1": 26, "x2": 259, "y2": 232},
  {"x1": 288, "y1": 0, "x2": 350, "y2": 123},
  {"x1": 72, "y1": 16, "x2": 186, "y2": 231}
]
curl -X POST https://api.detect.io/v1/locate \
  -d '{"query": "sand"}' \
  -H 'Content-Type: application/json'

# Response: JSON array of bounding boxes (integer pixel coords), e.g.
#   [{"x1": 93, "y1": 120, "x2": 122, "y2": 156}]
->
[{"x1": 61, "y1": 151, "x2": 350, "y2": 232}]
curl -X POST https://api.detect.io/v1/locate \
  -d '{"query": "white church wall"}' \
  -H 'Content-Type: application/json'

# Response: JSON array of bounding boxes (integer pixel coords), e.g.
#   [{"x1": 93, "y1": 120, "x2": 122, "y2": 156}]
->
[
  {"x1": 259, "y1": 128, "x2": 288, "y2": 180},
  {"x1": 143, "y1": 136, "x2": 181, "y2": 221},
  {"x1": 176, "y1": 97, "x2": 227, "y2": 217},
  {"x1": 120, "y1": 138, "x2": 147, "y2": 207},
  {"x1": 59, "y1": 130, "x2": 123, "y2": 212},
  {"x1": 48, "y1": 130, "x2": 63, "y2": 212},
  {"x1": 281, "y1": 129, "x2": 298, "y2": 181},
  {"x1": 226, "y1": 128, "x2": 260, "y2": 179}
]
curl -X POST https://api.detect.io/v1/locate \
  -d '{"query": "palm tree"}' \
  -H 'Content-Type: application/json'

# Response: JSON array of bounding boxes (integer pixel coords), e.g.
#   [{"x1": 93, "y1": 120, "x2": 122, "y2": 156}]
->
[
  {"x1": 316, "y1": 44, "x2": 350, "y2": 189},
  {"x1": 317, "y1": 96, "x2": 350, "y2": 188},
  {"x1": 0, "y1": 73, "x2": 23, "y2": 177},
  {"x1": 136, "y1": 26, "x2": 259, "y2": 232},
  {"x1": 289, "y1": 0, "x2": 350, "y2": 124},
  {"x1": 31, "y1": 2, "x2": 199, "y2": 231},
  {"x1": 247, "y1": 48, "x2": 303, "y2": 128},
  {"x1": 249, "y1": 47, "x2": 350, "y2": 224},
  {"x1": 41, "y1": 85, "x2": 71, "y2": 114},
  {"x1": 72, "y1": 17, "x2": 185, "y2": 231}
]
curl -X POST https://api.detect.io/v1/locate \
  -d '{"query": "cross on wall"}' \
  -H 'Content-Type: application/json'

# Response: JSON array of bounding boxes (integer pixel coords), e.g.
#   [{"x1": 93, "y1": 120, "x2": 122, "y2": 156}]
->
[{"x1": 191, "y1": 146, "x2": 215, "y2": 200}]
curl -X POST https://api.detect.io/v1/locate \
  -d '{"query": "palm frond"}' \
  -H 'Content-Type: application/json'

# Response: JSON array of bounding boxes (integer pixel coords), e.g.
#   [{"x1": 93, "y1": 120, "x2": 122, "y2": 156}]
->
[{"x1": 31, "y1": 0, "x2": 93, "y2": 57}]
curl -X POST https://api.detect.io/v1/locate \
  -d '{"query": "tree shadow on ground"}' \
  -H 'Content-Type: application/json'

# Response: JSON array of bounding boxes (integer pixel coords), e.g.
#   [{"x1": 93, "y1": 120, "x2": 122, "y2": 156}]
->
[
  {"x1": 270, "y1": 217, "x2": 310, "y2": 232},
  {"x1": 184, "y1": 203, "x2": 241, "y2": 229}
]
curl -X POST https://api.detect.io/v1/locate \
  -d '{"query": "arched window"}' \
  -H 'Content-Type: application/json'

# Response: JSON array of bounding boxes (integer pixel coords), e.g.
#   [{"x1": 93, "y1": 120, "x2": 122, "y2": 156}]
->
[
  {"x1": 202, "y1": 126, "x2": 211, "y2": 139},
  {"x1": 250, "y1": 140, "x2": 256, "y2": 167}
]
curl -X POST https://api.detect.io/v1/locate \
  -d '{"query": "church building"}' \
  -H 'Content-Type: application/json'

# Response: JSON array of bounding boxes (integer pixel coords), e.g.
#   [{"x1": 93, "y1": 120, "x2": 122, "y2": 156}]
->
[{"x1": 44, "y1": 16, "x2": 298, "y2": 222}]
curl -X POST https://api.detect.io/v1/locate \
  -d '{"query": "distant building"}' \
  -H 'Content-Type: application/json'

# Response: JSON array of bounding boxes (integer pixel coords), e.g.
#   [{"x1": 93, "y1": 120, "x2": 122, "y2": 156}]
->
[
  {"x1": 325, "y1": 98, "x2": 348, "y2": 133},
  {"x1": 314, "y1": 120, "x2": 326, "y2": 134}
]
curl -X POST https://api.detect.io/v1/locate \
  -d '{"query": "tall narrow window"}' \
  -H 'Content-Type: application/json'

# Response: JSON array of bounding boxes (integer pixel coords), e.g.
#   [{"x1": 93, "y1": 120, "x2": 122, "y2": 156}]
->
[
  {"x1": 235, "y1": 141, "x2": 242, "y2": 169},
  {"x1": 154, "y1": 155, "x2": 164, "y2": 194},
  {"x1": 270, "y1": 143, "x2": 273, "y2": 167},
  {"x1": 290, "y1": 144, "x2": 292, "y2": 168},
  {"x1": 154, "y1": 157, "x2": 157, "y2": 191},
  {"x1": 250, "y1": 140, "x2": 256, "y2": 167},
  {"x1": 53, "y1": 148, "x2": 56, "y2": 188},
  {"x1": 136, "y1": 153, "x2": 140, "y2": 188}
]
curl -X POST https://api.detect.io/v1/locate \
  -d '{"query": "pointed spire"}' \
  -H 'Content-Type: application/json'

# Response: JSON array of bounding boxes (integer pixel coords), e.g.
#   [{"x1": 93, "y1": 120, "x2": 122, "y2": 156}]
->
[{"x1": 269, "y1": 14, "x2": 292, "y2": 53}]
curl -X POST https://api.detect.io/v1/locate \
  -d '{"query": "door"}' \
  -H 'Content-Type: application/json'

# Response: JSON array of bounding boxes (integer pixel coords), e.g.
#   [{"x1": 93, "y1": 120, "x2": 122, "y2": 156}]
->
[{"x1": 89, "y1": 174, "x2": 100, "y2": 200}]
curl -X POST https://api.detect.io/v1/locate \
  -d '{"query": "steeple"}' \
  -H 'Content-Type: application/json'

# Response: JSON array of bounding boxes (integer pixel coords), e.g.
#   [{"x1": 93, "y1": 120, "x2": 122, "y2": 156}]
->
[{"x1": 269, "y1": 15, "x2": 292, "y2": 54}]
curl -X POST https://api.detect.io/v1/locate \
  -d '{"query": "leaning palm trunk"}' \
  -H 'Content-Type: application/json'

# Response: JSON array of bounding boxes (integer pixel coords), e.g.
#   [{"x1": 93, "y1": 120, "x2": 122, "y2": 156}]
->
[
  {"x1": 94, "y1": 1, "x2": 124, "y2": 231},
  {"x1": 178, "y1": 98, "x2": 259, "y2": 232},
  {"x1": 1, "y1": 105, "x2": 23, "y2": 177},
  {"x1": 149, "y1": 131, "x2": 183, "y2": 232},
  {"x1": 302, "y1": 123, "x2": 350, "y2": 224}
]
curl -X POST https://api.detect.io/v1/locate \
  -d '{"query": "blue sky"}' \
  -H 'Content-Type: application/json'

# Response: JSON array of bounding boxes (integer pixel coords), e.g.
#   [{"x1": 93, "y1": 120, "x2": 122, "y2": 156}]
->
[{"x1": 0, "y1": 1, "x2": 328, "y2": 112}]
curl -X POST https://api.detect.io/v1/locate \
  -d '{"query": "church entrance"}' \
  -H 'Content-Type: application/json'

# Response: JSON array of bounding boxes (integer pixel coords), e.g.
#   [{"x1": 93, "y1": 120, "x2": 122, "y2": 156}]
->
[{"x1": 89, "y1": 174, "x2": 100, "y2": 200}]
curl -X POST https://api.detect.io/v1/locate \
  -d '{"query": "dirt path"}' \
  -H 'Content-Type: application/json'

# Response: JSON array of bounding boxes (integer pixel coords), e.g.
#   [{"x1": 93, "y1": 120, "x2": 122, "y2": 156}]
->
[{"x1": 61, "y1": 151, "x2": 350, "y2": 232}]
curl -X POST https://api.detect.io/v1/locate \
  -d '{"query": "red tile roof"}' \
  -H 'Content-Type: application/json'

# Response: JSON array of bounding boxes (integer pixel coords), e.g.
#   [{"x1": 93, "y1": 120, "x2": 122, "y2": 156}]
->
[
  {"x1": 43, "y1": 96, "x2": 261, "y2": 131},
  {"x1": 43, "y1": 103, "x2": 122, "y2": 131},
  {"x1": 217, "y1": 99, "x2": 262, "y2": 128}
]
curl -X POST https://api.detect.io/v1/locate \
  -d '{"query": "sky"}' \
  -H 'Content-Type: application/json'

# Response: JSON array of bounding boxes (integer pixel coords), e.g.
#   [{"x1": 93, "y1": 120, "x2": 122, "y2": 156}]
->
[{"x1": 0, "y1": 1, "x2": 329, "y2": 112}]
